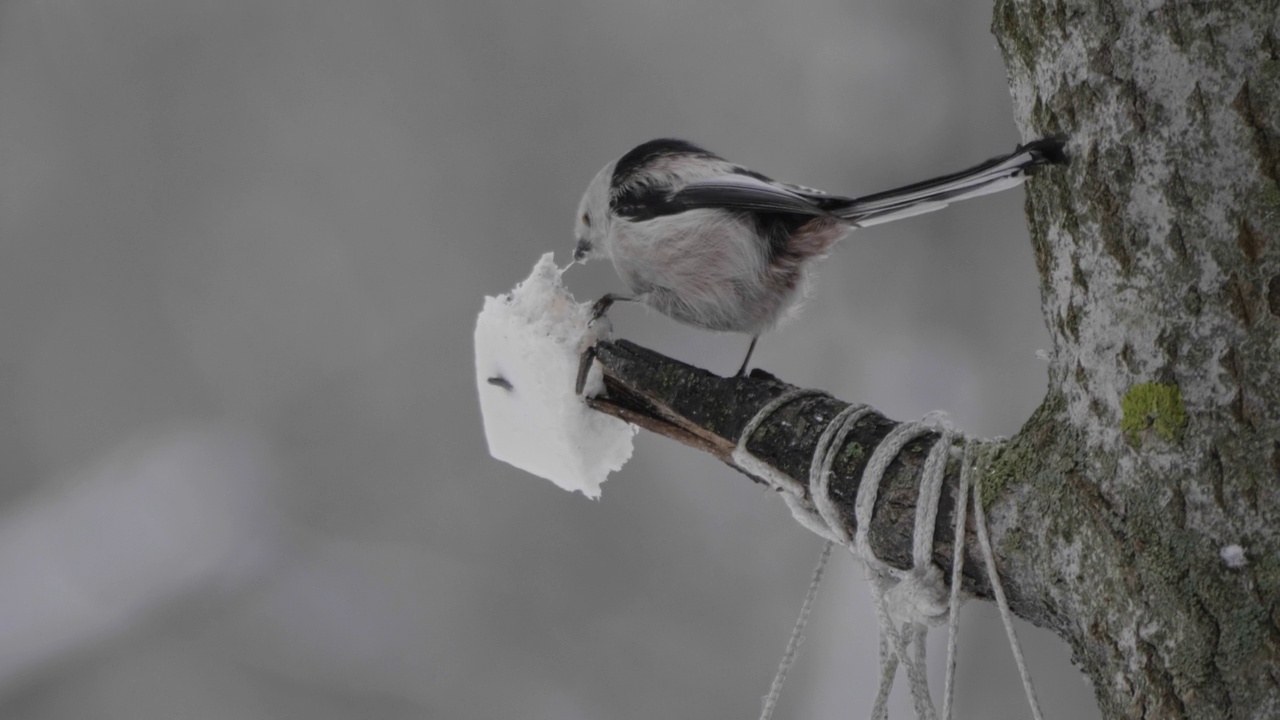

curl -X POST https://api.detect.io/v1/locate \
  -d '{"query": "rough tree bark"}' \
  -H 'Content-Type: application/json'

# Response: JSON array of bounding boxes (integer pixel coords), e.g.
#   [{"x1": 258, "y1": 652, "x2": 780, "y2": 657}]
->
[
  {"x1": 992, "y1": 0, "x2": 1280, "y2": 717},
  {"x1": 582, "y1": 1, "x2": 1280, "y2": 718}
]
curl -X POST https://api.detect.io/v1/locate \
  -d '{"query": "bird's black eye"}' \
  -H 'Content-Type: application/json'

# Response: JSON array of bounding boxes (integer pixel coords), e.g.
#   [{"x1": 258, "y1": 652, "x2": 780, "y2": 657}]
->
[{"x1": 581, "y1": 213, "x2": 591, "y2": 227}]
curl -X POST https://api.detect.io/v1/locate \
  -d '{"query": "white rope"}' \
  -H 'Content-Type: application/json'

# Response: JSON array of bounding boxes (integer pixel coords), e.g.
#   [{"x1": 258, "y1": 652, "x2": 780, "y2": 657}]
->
[
  {"x1": 974, "y1": 476, "x2": 1046, "y2": 720},
  {"x1": 913, "y1": 426, "x2": 954, "y2": 569},
  {"x1": 868, "y1": 578, "x2": 898, "y2": 720},
  {"x1": 940, "y1": 443, "x2": 975, "y2": 720},
  {"x1": 810, "y1": 403, "x2": 873, "y2": 545},
  {"x1": 733, "y1": 388, "x2": 829, "y2": 501},
  {"x1": 871, "y1": 579, "x2": 935, "y2": 720},
  {"x1": 753, "y1": 398, "x2": 861, "y2": 717},
  {"x1": 857, "y1": 420, "x2": 952, "y2": 720},
  {"x1": 779, "y1": 491, "x2": 843, "y2": 544},
  {"x1": 855, "y1": 422, "x2": 935, "y2": 574},
  {"x1": 758, "y1": 540, "x2": 833, "y2": 720},
  {"x1": 736, "y1": 393, "x2": 1045, "y2": 720}
]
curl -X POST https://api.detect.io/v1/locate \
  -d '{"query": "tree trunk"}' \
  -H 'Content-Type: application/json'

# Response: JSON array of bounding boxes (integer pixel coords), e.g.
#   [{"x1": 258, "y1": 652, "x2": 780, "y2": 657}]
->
[
  {"x1": 584, "y1": 2, "x2": 1280, "y2": 717},
  {"x1": 991, "y1": 0, "x2": 1280, "y2": 717}
]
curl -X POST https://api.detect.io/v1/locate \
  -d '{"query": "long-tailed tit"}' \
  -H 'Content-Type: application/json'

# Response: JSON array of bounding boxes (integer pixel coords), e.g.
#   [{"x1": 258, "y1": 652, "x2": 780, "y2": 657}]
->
[{"x1": 572, "y1": 137, "x2": 1066, "y2": 384}]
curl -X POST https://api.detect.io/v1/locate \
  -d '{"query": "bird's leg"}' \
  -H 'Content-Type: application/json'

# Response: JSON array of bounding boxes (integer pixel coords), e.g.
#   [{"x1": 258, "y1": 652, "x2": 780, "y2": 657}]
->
[
  {"x1": 577, "y1": 294, "x2": 636, "y2": 395},
  {"x1": 590, "y1": 293, "x2": 632, "y2": 322},
  {"x1": 734, "y1": 335, "x2": 759, "y2": 377}
]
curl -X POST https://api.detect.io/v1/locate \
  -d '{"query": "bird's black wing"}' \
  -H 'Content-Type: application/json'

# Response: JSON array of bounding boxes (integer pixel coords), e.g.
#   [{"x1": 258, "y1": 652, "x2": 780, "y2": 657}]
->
[{"x1": 672, "y1": 173, "x2": 833, "y2": 216}]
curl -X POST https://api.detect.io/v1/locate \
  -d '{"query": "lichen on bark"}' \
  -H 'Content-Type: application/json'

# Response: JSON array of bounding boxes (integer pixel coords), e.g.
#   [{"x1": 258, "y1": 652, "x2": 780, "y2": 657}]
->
[{"x1": 1120, "y1": 382, "x2": 1188, "y2": 443}]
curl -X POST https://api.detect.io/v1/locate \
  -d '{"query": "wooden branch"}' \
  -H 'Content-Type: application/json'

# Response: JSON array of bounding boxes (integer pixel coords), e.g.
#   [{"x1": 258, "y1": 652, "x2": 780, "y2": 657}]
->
[{"x1": 584, "y1": 338, "x2": 1014, "y2": 606}]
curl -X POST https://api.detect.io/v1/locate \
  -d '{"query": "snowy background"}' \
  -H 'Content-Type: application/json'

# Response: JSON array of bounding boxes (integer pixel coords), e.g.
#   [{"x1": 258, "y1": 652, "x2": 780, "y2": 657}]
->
[{"x1": 0, "y1": 1, "x2": 1101, "y2": 718}]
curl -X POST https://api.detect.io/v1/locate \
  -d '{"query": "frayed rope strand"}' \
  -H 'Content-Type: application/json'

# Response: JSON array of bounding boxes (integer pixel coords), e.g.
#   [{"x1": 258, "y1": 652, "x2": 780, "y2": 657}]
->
[
  {"x1": 860, "y1": 421, "x2": 952, "y2": 720},
  {"x1": 758, "y1": 540, "x2": 834, "y2": 720},
  {"x1": 940, "y1": 443, "x2": 976, "y2": 720},
  {"x1": 974, "y1": 479, "x2": 1045, "y2": 720},
  {"x1": 735, "y1": 394, "x2": 1045, "y2": 720}
]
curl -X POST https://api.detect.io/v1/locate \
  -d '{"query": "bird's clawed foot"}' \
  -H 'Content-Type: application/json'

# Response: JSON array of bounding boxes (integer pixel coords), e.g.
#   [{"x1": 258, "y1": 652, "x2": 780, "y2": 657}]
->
[
  {"x1": 590, "y1": 293, "x2": 628, "y2": 323},
  {"x1": 577, "y1": 294, "x2": 631, "y2": 396},
  {"x1": 575, "y1": 344, "x2": 598, "y2": 396}
]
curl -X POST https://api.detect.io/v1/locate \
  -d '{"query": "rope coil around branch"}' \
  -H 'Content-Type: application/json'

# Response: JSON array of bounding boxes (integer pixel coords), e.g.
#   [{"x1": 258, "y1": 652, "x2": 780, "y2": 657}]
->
[
  {"x1": 736, "y1": 393, "x2": 1044, "y2": 720},
  {"x1": 731, "y1": 388, "x2": 840, "y2": 543}
]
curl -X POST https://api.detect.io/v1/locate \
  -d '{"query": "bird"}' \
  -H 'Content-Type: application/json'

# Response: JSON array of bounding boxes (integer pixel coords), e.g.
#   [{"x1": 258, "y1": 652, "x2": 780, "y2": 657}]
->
[{"x1": 571, "y1": 137, "x2": 1066, "y2": 388}]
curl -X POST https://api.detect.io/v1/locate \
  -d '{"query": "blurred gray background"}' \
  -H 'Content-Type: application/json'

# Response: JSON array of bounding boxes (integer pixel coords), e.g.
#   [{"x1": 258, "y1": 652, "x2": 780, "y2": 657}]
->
[{"x1": 0, "y1": 1, "x2": 1100, "y2": 718}]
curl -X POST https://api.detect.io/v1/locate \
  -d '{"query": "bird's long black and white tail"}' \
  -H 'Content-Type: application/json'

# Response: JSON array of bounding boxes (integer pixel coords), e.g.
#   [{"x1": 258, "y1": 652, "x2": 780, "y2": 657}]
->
[{"x1": 830, "y1": 138, "x2": 1067, "y2": 227}]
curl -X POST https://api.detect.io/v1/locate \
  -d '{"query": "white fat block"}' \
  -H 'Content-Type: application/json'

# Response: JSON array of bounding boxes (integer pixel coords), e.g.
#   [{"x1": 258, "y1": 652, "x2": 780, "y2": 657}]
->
[{"x1": 474, "y1": 253, "x2": 636, "y2": 498}]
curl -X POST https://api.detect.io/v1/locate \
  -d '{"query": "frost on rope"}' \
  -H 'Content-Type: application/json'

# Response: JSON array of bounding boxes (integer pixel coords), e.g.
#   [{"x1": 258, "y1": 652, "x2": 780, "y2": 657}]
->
[{"x1": 474, "y1": 253, "x2": 637, "y2": 498}]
